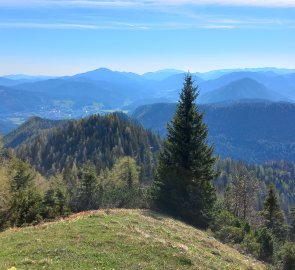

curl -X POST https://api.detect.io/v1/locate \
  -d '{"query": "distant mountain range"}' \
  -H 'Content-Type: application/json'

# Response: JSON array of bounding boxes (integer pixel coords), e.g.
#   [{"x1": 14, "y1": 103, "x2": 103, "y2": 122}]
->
[
  {"x1": 3, "y1": 74, "x2": 54, "y2": 81},
  {"x1": 132, "y1": 101, "x2": 295, "y2": 163},
  {"x1": 0, "y1": 75, "x2": 54, "y2": 86},
  {"x1": 198, "y1": 78, "x2": 286, "y2": 104},
  {"x1": 142, "y1": 69, "x2": 184, "y2": 81},
  {"x1": 0, "y1": 85, "x2": 49, "y2": 113},
  {"x1": 0, "y1": 67, "x2": 295, "y2": 134}
]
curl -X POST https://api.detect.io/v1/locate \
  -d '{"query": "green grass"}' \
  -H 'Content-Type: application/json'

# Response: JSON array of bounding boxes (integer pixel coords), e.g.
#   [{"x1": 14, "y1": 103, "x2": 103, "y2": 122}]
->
[{"x1": 0, "y1": 209, "x2": 266, "y2": 270}]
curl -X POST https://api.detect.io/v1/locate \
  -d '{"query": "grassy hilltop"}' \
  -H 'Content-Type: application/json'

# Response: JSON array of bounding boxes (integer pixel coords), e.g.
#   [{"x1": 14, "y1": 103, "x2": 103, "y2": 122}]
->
[{"x1": 0, "y1": 209, "x2": 265, "y2": 270}]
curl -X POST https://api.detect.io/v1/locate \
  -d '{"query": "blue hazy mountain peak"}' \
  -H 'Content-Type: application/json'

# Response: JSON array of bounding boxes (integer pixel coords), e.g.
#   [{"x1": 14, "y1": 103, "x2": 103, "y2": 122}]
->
[
  {"x1": 199, "y1": 77, "x2": 287, "y2": 104},
  {"x1": 196, "y1": 67, "x2": 295, "y2": 80},
  {"x1": 72, "y1": 67, "x2": 143, "y2": 83},
  {"x1": 143, "y1": 69, "x2": 185, "y2": 81}
]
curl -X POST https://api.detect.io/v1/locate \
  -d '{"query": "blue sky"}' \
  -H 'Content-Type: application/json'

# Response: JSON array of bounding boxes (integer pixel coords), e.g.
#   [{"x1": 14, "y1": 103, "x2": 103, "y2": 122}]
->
[{"x1": 0, "y1": 0, "x2": 295, "y2": 75}]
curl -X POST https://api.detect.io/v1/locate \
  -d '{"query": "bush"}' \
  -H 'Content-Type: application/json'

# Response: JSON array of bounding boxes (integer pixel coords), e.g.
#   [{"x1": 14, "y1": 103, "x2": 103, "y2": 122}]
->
[
  {"x1": 277, "y1": 242, "x2": 295, "y2": 270},
  {"x1": 216, "y1": 225, "x2": 244, "y2": 243},
  {"x1": 42, "y1": 188, "x2": 70, "y2": 219},
  {"x1": 101, "y1": 185, "x2": 144, "y2": 208},
  {"x1": 211, "y1": 209, "x2": 247, "y2": 244},
  {"x1": 9, "y1": 189, "x2": 43, "y2": 227},
  {"x1": 242, "y1": 232, "x2": 260, "y2": 257},
  {"x1": 210, "y1": 209, "x2": 237, "y2": 232},
  {"x1": 257, "y1": 228, "x2": 274, "y2": 262}
]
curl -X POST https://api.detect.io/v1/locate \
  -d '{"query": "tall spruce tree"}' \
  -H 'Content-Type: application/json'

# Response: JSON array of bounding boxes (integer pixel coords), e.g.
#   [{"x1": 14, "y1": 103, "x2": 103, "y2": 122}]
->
[
  {"x1": 77, "y1": 162, "x2": 98, "y2": 211},
  {"x1": 263, "y1": 184, "x2": 287, "y2": 241},
  {"x1": 154, "y1": 74, "x2": 216, "y2": 228}
]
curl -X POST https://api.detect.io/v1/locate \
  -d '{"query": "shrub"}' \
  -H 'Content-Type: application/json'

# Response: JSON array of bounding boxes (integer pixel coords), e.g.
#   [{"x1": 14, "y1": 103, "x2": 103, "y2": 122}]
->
[
  {"x1": 210, "y1": 209, "x2": 236, "y2": 232},
  {"x1": 277, "y1": 242, "x2": 295, "y2": 270},
  {"x1": 216, "y1": 225, "x2": 244, "y2": 243},
  {"x1": 242, "y1": 232, "x2": 260, "y2": 257},
  {"x1": 9, "y1": 189, "x2": 43, "y2": 226},
  {"x1": 257, "y1": 228, "x2": 274, "y2": 262}
]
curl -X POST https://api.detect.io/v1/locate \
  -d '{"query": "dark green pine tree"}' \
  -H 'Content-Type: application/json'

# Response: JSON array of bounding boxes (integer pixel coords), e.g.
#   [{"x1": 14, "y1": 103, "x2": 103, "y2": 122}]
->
[
  {"x1": 10, "y1": 159, "x2": 34, "y2": 192},
  {"x1": 154, "y1": 74, "x2": 216, "y2": 228},
  {"x1": 263, "y1": 184, "x2": 287, "y2": 241},
  {"x1": 77, "y1": 162, "x2": 98, "y2": 211},
  {"x1": 8, "y1": 159, "x2": 43, "y2": 227}
]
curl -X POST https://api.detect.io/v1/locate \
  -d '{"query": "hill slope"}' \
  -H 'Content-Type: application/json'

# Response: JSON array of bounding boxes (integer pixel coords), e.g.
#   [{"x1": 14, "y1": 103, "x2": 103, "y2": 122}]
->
[
  {"x1": 0, "y1": 85, "x2": 48, "y2": 113},
  {"x1": 9, "y1": 113, "x2": 161, "y2": 177},
  {"x1": 0, "y1": 209, "x2": 265, "y2": 270},
  {"x1": 14, "y1": 78, "x2": 136, "y2": 109},
  {"x1": 3, "y1": 116, "x2": 67, "y2": 148}
]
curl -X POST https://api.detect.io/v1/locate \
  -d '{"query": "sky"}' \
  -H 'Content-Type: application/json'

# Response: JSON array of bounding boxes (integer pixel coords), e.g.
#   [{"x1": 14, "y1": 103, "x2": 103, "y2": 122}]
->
[{"x1": 0, "y1": 0, "x2": 295, "y2": 75}]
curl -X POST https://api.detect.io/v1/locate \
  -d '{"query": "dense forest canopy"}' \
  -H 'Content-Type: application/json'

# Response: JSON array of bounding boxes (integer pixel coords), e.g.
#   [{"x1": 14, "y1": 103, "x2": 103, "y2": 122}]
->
[
  {"x1": 215, "y1": 159, "x2": 295, "y2": 216},
  {"x1": 7, "y1": 113, "x2": 161, "y2": 181}
]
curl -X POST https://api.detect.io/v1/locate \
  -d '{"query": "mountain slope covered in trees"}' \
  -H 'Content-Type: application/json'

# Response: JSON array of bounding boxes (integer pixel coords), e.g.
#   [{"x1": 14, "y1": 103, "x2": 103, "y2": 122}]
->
[
  {"x1": 4, "y1": 116, "x2": 67, "y2": 148},
  {"x1": 132, "y1": 101, "x2": 295, "y2": 163},
  {"x1": 8, "y1": 113, "x2": 161, "y2": 179},
  {"x1": 214, "y1": 159, "x2": 295, "y2": 215}
]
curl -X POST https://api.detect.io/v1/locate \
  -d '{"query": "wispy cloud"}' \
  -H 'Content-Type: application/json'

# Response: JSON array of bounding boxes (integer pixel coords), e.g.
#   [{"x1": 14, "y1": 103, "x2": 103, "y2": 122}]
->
[
  {"x1": 157, "y1": 0, "x2": 295, "y2": 8},
  {"x1": 0, "y1": 21, "x2": 150, "y2": 30},
  {"x1": 0, "y1": 17, "x2": 294, "y2": 30},
  {"x1": 201, "y1": 24, "x2": 236, "y2": 29},
  {"x1": 0, "y1": 22, "x2": 99, "y2": 29},
  {"x1": 1, "y1": 0, "x2": 295, "y2": 31}
]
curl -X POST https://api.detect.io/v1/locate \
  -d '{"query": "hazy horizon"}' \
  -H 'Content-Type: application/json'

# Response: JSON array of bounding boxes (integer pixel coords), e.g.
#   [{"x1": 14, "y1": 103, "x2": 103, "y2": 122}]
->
[{"x1": 1, "y1": 66, "x2": 295, "y2": 78}]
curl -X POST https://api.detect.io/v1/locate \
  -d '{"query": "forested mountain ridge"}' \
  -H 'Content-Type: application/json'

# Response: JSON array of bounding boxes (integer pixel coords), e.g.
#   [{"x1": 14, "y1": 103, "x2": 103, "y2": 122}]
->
[
  {"x1": 133, "y1": 101, "x2": 295, "y2": 163},
  {"x1": 7, "y1": 113, "x2": 161, "y2": 179},
  {"x1": 3, "y1": 116, "x2": 67, "y2": 148}
]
